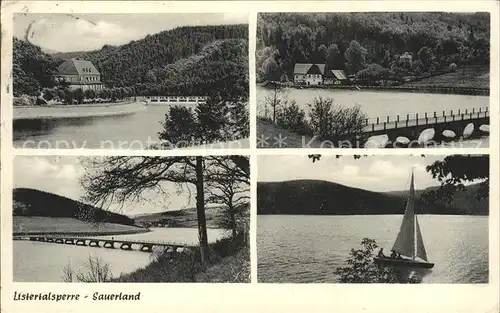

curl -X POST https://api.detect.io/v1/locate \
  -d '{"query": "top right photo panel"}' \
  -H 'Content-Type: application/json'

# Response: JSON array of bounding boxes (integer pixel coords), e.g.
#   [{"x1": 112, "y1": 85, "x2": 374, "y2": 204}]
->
[{"x1": 256, "y1": 12, "x2": 490, "y2": 149}]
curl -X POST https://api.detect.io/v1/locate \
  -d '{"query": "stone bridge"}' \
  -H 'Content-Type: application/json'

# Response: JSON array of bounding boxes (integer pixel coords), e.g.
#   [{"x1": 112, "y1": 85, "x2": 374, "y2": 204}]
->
[
  {"x1": 354, "y1": 107, "x2": 490, "y2": 147},
  {"x1": 16, "y1": 234, "x2": 192, "y2": 253}
]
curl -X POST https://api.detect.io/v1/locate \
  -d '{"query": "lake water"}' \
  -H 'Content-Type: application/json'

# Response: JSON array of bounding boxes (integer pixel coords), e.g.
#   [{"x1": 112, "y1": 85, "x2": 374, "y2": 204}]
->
[
  {"x1": 14, "y1": 228, "x2": 230, "y2": 282},
  {"x1": 258, "y1": 215, "x2": 488, "y2": 283},
  {"x1": 13, "y1": 104, "x2": 249, "y2": 149},
  {"x1": 257, "y1": 86, "x2": 490, "y2": 147},
  {"x1": 256, "y1": 86, "x2": 489, "y2": 119}
]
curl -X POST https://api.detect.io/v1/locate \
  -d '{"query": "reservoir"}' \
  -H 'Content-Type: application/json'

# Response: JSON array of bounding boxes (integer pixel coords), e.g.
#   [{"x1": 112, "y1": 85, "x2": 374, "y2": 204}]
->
[
  {"x1": 14, "y1": 227, "x2": 230, "y2": 282},
  {"x1": 257, "y1": 215, "x2": 488, "y2": 283},
  {"x1": 13, "y1": 103, "x2": 249, "y2": 149}
]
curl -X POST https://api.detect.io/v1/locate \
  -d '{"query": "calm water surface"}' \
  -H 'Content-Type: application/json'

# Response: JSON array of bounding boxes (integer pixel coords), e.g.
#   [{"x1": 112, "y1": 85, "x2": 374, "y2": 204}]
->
[
  {"x1": 258, "y1": 215, "x2": 488, "y2": 283},
  {"x1": 13, "y1": 104, "x2": 249, "y2": 149},
  {"x1": 257, "y1": 86, "x2": 489, "y2": 118},
  {"x1": 13, "y1": 105, "x2": 181, "y2": 149},
  {"x1": 14, "y1": 228, "x2": 229, "y2": 282},
  {"x1": 257, "y1": 86, "x2": 490, "y2": 147}
]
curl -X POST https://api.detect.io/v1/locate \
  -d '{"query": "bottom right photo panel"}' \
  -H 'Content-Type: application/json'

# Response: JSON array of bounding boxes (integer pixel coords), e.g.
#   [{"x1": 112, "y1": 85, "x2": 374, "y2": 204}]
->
[{"x1": 257, "y1": 154, "x2": 489, "y2": 284}]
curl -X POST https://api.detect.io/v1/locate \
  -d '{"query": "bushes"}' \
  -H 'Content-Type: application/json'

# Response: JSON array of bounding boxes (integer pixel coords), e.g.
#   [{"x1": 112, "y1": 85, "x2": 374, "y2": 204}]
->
[
  {"x1": 113, "y1": 231, "x2": 249, "y2": 283},
  {"x1": 308, "y1": 97, "x2": 366, "y2": 141},
  {"x1": 260, "y1": 90, "x2": 367, "y2": 142},
  {"x1": 276, "y1": 101, "x2": 311, "y2": 136}
]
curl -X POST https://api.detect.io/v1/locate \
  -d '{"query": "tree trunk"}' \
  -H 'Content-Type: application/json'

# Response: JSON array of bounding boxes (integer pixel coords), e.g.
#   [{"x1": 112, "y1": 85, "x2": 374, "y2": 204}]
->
[
  {"x1": 195, "y1": 156, "x2": 210, "y2": 264},
  {"x1": 229, "y1": 204, "x2": 237, "y2": 238}
]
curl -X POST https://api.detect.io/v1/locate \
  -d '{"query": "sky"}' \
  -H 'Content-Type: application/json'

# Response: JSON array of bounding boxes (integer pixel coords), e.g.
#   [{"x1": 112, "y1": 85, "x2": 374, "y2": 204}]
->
[
  {"x1": 257, "y1": 155, "x2": 450, "y2": 192},
  {"x1": 14, "y1": 156, "x2": 196, "y2": 216},
  {"x1": 13, "y1": 13, "x2": 248, "y2": 52}
]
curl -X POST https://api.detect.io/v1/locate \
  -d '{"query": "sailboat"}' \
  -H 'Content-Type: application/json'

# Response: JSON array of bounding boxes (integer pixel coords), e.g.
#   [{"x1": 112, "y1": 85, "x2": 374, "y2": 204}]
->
[{"x1": 374, "y1": 169, "x2": 434, "y2": 269}]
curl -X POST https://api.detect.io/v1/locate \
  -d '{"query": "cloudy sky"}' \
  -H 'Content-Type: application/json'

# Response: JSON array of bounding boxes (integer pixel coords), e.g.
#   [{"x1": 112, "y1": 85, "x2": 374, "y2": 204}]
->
[
  {"x1": 14, "y1": 156, "x2": 196, "y2": 216},
  {"x1": 257, "y1": 155, "x2": 451, "y2": 192},
  {"x1": 13, "y1": 13, "x2": 248, "y2": 52}
]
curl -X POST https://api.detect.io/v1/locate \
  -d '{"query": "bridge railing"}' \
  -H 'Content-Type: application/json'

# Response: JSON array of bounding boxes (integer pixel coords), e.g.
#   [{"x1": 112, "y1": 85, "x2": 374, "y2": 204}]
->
[
  {"x1": 364, "y1": 107, "x2": 489, "y2": 127},
  {"x1": 363, "y1": 109, "x2": 490, "y2": 132},
  {"x1": 17, "y1": 234, "x2": 190, "y2": 247}
]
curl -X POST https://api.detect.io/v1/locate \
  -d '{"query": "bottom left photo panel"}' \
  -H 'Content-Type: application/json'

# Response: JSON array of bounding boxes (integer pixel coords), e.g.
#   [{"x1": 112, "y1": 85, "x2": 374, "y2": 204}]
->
[{"x1": 12, "y1": 155, "x2": 250, "y2": 283}]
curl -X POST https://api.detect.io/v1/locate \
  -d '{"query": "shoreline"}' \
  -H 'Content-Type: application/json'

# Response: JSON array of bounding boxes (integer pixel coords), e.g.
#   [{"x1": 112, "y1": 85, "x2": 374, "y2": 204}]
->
[
  {"x1": 13, "y1": 228, "x2": 150, "y2": 237},
  {"x1": 259, "y1": 83, "x2": 490, "y2": 96},
  {"x1": 13, "y1": 101, "x2": 147, "y2": 121}
]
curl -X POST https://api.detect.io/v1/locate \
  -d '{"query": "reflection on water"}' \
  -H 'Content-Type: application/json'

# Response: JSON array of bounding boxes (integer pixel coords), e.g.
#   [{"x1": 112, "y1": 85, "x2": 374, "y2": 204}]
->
[
  {"x1": 14, "y1": 228, "x2": 230, "y2": 282},
  {"x1": 257, "y1": 86, "x2": 489, "y2": 119},
  {"x1": 258, "y1": 215, "x2": 488, "y2": 283},
  {"x1": 14, "y1": 105, "x2": 187, "y2": 149}
]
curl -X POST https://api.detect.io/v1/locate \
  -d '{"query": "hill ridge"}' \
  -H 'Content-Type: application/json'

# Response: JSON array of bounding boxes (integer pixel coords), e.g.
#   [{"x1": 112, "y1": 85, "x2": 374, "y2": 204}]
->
[{"x1": 257, "y1": 179, "x2": 488, "y2": 215}]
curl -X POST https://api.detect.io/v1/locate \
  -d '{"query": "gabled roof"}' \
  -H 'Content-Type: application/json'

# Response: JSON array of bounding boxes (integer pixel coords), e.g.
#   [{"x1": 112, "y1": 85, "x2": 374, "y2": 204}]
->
[
  {"x1": 331, "y1": 70, "x2": 347, "y2": 80},
  {"x1": 294, "y1": 63, "x2": 314, "y2": 75},
  {"x1": 57, "y1": 58, "x2": 100, "y2": 76},
  {"x1": 294, "y1": 63, "x2": 326, "y2": 75}
]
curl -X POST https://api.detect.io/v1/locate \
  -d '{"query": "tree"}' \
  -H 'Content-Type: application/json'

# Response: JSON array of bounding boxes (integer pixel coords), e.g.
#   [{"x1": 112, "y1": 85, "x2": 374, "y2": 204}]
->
[
  {"x1": 262, "y1": 57, "x2": 281, "y2": 82},
  {"x1": 80, "y1": 156, "x2": 211, "y2": 263},
  {"x1": 261, "y1": 83, "x2": 290, "y2": 123},
  {"x1": 423, "y1": 155, "x2": 489, "y2": 205},
  {"x1": 418, "y1": 46, "x2": 433, "y2": 71},
  {"x1": 308, "y1": 97, "x2": 367, "y2": 142},
  {"x1": 74, "y1": 88, "x2": 84, "y2": 104},
  {"x1": 56, "y1": 89, "x2": 65, "y2": 102},
  {"x1": 382, "y1": 50, "x2": 391, "y2": 68},
  {"x1": 355, "y1": 63, "x2": 391, "y2": 85},
  {"x1": 334, "y1": 238, "x2": 421, "y2": 283},
  {"x1": 206, "y1": 156, "x2": 250, "y2": 237},
  {"x1": 326, "y1": 44, "x2": 340, "y2": 70},
  {"x1": 344, "y1": 40, "x2": 367, "y2": 74},
  {"x1": 84, "y1": 89, "x2": 95, "y2": 101},
  {"x1": 42, "y1": 88, "x2": 54, "y2": 101},
  {"x1": 205, "y1": 156, "x2": 250, "y2": 237},
  {"x1": 64, "y1": 89, "x2": 74, "y2": 104},
  {"x1": 13, "y1": 200, "x2": 30, "y2": 216},
  {"x1": 316, "y1": 44, "x2": 328, "y2": 63},
  {"x1": 159, "y1": 106, "x2": 197, "y2": 147}
]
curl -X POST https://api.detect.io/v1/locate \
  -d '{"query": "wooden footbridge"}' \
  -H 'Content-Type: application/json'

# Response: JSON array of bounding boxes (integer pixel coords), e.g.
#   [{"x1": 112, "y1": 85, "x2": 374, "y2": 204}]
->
[
  {"x1": 15, "y1": 234, "x2": 193, "y2": 253},
  {"x1": 356, "y1": 107, "x2": 490, "y2": 146}
]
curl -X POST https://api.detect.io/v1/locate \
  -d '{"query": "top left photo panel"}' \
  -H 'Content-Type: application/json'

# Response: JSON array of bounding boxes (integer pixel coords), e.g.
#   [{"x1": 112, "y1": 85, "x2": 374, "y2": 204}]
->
[{"x1": 12, "y1": 13, "x2": 249, "y2": 150}]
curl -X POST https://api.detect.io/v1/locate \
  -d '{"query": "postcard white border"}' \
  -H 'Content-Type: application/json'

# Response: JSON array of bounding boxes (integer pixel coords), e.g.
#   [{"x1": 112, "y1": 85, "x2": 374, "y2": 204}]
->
[{"x1": 1, "y1": 1, "x2": 499, "y2": 313}]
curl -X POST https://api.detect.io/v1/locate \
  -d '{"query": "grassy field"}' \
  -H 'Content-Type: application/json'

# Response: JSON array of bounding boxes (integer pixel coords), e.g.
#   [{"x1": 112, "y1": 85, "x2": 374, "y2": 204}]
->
[
  {"x1": 257, "y1": 117, "x2": 324, "y2": 149},
  {"x1": 113, "y1": 233, "x2": 250, "y2": 283},
  {"x1": 13, "y1": 216, "x2": 146, "y2": 235},
  {"x1": 405, "y1": 65, "x2": 489, "y2": 89}
]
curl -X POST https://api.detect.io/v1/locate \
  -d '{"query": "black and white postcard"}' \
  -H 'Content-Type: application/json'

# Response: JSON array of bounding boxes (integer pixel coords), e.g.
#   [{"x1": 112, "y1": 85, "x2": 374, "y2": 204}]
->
[
  {"x1": 258, "y1": 154, "x2": 489, "y2": 283},
  {"x1": 12, "y1": 13, "x2": 249, "y2": 149},
  {"x1": 13, "y1": 155, "x2": 250, "y2": 282},
  {"x1": 256, "y1": 12, "x2": 491, "y2": 148}
]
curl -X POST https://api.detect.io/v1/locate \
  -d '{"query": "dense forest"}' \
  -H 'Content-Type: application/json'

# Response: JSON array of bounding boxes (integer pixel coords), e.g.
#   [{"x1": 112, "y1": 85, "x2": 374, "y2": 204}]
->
[
  {"x1": 13, "y1": 188, "x2": 136, "y2": 225},
  {"x1": 13, "y1": 38, "x2": 60, "y2": 96},
  {"x1": 13, "y1": 24, "x2": 249, "y2": 97},
  {"x1": 256, "y1": 12, "x2": 490, "y2": 82},
  {"x1": 257, "y1": 180, "x2": 488, "y2": 215}
]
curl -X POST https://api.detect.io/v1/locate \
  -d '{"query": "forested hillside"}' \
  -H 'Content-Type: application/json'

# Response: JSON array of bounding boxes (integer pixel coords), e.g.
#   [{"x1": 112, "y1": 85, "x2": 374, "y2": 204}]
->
[
  {"x1": 257, "y1": 12, "x2": 490, "y2": 81},
  {"x1": 13, "y1": 38, "x2": 60, "y2": 96},
  {"x1": 13, "y1": 188, "x2": 135, "y2": 225},
  {"x1": 257, "y1": 180, "x2": 488, "y2": 215},
  {"x1": 13, "y1": 24, "x2": 248, "y2": 97},
  {"x1": 52, "y1": 25, "x2": 248, "y2": 88}
]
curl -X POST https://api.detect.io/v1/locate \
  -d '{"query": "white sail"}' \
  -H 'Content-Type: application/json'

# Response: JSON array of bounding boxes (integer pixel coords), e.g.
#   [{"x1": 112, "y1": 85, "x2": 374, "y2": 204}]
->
[
  {"x1": 415, "y1": 216, "x2": 428, "y2": 261},
  {"x1": 391, "y1": 171, "x2": 416, "y2": 259}
]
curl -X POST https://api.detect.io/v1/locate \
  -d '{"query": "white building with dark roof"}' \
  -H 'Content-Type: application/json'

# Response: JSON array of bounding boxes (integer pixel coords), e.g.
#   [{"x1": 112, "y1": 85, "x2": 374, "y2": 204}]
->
[
  {"x1": 323, "y1": 69, "x2": 348, "y2": 85},
  {"x1": 55, "y1": 58, "x2": 104, "y2": 91},
  {"x1": 293, "y1": 63, "x2": 326, "y2": 86}
]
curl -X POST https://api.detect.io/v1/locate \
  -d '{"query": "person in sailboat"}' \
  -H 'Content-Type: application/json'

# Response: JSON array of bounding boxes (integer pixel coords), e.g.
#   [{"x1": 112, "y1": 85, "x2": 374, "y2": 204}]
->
[{"x1": 390, "y1": 250, "x2": 397, "y2": 258}]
